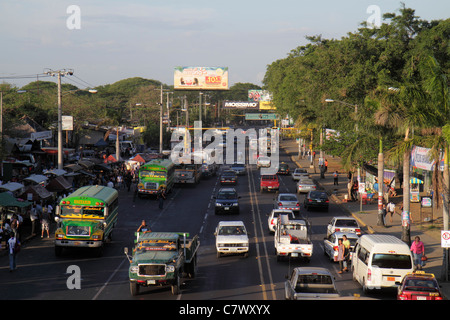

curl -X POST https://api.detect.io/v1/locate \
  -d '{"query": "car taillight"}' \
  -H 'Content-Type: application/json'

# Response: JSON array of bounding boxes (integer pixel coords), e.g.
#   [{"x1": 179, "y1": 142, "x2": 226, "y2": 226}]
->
[
  {"x1": 278, "y1": 202, "x2": 282, "y2": 206},
  {"x1": 335, "y1": 228, "x2": 340, "y2": 232},
  {"x1": 308, "y1": 199, "x2": 313, "y2": 202},
  {"x1": 270, "y1": 219, "x2": 275, "y2": 225},
  {"x1": 367, "y1": 268, "x2": 371, "y2": 281},
  {"x1": 326, "y1": 200, "x2": 329, "y2": 203},
  {"x1": 434, "y1": 296, "x2": 444, "y2": 300},
  {"x1": 356, "y1": 229, "x2": 361, "y2": 234},
  {"x1": 398, "y1": 293, "x2": 408, "y2": 300},
  {"x1": 296, "y1": 203, "x2": 299, "y2": 207}
]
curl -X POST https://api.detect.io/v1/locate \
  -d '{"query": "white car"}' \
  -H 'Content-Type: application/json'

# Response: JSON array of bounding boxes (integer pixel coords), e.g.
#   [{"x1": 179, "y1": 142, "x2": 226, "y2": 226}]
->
[
  {"x1": 256, "y1": 156, "x2": 271, "y2": 168},
  {"x1": 326, "y1": 217, "x2": 361, "y2": 237},
  {"x1": 267, "y1": 209, "x2": 295, "y2": 233},
  {"x1": 291, "y1": 168, "x2": 309, "y2": 180},
  {"x1": 323, "y1": 231, "x2": 359, "y2": 262},
  {"x1": 214, "y1": 221, "x2": 249, "y2": 258},
  {"x1": 297, "y1": 178, "x2": 316, "y2": 194}
]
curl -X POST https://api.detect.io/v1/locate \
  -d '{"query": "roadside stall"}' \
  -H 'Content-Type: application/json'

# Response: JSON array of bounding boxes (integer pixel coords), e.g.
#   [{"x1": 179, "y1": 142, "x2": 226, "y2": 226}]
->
[
  {"x1": 0, "y1": 182, "x2": 25, "y2": 198},
  {"x1": 23, "y1": 174, "x2": 49, "y2": 187},
  {"x1": 0, "y1": 192, "x2": 32, "y2": 246},
  {"x1": 21, "y1": 184, "x2": 53, "y2": 203},
  {"x1": 410, "y1": 177, "x2": 423, "y2": 203}
]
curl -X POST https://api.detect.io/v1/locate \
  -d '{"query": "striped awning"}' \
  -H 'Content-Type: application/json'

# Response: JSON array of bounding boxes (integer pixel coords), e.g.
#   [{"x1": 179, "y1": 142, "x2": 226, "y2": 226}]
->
[{"x1": 410, "y1": 177, "x2": 423, "y2": 184}]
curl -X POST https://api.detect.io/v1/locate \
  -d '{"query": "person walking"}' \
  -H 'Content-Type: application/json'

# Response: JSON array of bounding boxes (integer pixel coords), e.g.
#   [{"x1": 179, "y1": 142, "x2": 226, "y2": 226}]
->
[
  {"x1": 137, "y1": 220, "x2": 151, "y2": 232},
  {"x1": 410, "y1": 236, "x2": 425, "y2": 270},
  {"x1": 337, "y1": 239, "x2": 345, "y2": 273},
  {"x1": 157, "y1": 187, "x2": 166, "y2": 209},
  {"x1": 40, "y1": 207, "x2": 50, "y2": 238},
  {"x1": 7, "y1": 233, "x2": 19, "y2": 272},
  {"x1": 386, "y1": 201, "x2": 396, "y2": 223},
  {"x1": 333, "y1": 171, "x2": 339, "y2": 185},
  {"x1": 342, "y1": 235, "x2": 351, "y2": 272}
]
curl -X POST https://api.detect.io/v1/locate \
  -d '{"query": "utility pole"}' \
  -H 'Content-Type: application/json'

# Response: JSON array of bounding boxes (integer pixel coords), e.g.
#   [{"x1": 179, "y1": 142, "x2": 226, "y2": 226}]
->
[
  {"x1": 45, "y1": 68, "x2": 74, "y2": 170},
  {"x1": 160, "y1": 84, "x2": 163, "y2": 154}
]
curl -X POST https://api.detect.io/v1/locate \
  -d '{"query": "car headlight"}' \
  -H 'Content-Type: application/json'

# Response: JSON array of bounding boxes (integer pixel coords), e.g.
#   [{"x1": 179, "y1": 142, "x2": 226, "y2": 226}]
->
[
  {"x1": 165, "y1": 265, "x2": 175, "y2": 273},
  {"x1": 215, "y1": 203, "x2": 222, "y2": 207},
  {"x1": 233, "y1": 203, "x2": 239, "y2": 206},
  {"x1": 130, "y1": 266, "x2": 138, "y2": 273}
]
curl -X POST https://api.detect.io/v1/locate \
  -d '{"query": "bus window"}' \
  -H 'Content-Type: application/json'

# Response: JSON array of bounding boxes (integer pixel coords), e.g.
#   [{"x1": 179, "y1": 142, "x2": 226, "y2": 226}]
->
[
  {"x1": 83, "y1": 206, "x2": 104, "y2": 217},
  {"x1": 140, "y1": 170, "x2": 166, "y2": 178},
  {"x1": 61, "y1": 205, "x2": 82, "y2": 215}
]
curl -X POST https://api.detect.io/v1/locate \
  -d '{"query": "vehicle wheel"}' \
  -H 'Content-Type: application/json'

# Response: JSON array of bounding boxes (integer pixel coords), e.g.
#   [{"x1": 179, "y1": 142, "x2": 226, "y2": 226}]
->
[
  {"x1": 130, "y1": 282, "x2": 140, "y2": 296},
  {"x1": 171, "y1": 273, "x2": 181, "y2": 295},
  {"x1": 55, "y1": 246, "x2": 63, "y2": 257}
]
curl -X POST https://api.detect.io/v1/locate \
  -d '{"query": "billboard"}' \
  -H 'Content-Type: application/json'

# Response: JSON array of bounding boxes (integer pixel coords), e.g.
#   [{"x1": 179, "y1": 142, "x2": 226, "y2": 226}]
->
[
  {"x1": 223, "y1": 101, "x2": 259, "y2": 109},
  {"x1": 174, "y1": 67, "x2": 229, "y2": 90}
]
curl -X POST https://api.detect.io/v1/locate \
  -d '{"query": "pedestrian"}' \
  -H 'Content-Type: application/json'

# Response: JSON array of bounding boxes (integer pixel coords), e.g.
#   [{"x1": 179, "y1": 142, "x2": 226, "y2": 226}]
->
[
  {"x1": 7, "y1": 233, "x2": 19, "y2": 272},
  {"x1": 157, "y1": 187, "x2": 166, "y2": 209},
  {"x1": 342, "y1": 235, "x2": 350, "y2": 272},
  {"x1": 40, "y1": 207, "x2": 50, "y2": 238},
  {"x1": 410, "y1": 236, "x2": 425, "y2": 270},
  {"x1": 386, "y1": 201, "x2": 396, "y2": 223},
  {"x1": 333, "y1": 171, "x2": 339, "y2": 185},
  {"x1": 137, "y1": 220, "x2": 151, "y2": 232},
  {"x1": 337, "y1": 239, "x2": 345, "y2": 273}
]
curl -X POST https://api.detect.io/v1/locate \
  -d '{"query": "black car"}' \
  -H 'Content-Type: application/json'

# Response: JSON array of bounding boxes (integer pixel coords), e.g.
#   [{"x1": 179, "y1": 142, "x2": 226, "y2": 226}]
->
[
  {"x1": 220, "y1": 170, "x2": 237, "y2": 185},
  {"x1": 304, "y1": 190, "x2": 329, "y2": 211},
  {"x1": 214, "y1": 188, "x2": 240, "y2": 214},
  {"x1": 277, "y1": 162, "x2": 290, "y2": 175}
]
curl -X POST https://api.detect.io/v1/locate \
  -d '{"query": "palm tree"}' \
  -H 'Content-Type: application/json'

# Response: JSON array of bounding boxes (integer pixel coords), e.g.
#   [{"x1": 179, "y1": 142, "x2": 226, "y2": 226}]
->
[{"x1": 374, "y1": 85, "x2": 428, "y2": 245}]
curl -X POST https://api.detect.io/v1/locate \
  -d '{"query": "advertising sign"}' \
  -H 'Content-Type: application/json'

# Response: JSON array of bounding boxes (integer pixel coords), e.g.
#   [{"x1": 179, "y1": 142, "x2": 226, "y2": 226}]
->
[
  {"x1": 223, "y1": 101, "x2": 259, "y2": 109},
  {"x1": 245, "y1": 113, "x2": 277, "y2": 120},
  {"x1": 62, "y1": 115, "x2": 73, "y2": 131},
  {"x1": 174, "y1": 67, "x2": 229, "y2": 90},
  {"x1": 411, "y1": 146, "x2": 435, "y2": 171}
]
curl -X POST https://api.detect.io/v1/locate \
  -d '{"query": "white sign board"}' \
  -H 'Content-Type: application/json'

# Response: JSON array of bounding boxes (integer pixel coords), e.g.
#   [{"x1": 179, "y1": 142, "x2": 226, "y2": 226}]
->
[
  {"x1": 441, "y1": 231, "x2": 450, "y2": 248},
  {"x1": 62, "y1": 115, "x2": 73, "y2": 131}
]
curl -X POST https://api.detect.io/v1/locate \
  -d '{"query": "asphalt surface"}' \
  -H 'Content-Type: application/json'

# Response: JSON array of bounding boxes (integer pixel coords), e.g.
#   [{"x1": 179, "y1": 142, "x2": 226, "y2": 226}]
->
[{"x1": 2, "y1": 137, "x2": 449, "y2": 303}]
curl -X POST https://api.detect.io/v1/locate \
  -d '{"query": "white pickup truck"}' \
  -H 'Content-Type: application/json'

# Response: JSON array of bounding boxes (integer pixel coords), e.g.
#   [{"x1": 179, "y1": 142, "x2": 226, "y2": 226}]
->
[{"x1": 274, "y1": 215, "x2": 313, "y2": 262}]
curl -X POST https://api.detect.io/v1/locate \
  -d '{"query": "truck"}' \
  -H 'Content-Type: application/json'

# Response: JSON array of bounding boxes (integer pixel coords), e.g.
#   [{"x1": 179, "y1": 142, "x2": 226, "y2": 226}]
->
[
  {"x1": 274, "y1": 215, "x2": 313, "y2": 262},
  {"x1": 124, "y1": 231, "x2": 200, "y2": 296},
  {"x1": 260, "y1": 174, "x2": 279, "y2": 192},
  {"x1": 174, "y1": 163, "x2": 201, "y2": 184}
]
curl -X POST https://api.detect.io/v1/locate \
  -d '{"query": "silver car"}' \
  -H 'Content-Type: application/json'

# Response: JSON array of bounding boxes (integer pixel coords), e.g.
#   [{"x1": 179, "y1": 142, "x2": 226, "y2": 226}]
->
[
  {"x1": 285, "y1": 267, "x2": 340, "y2": 300},
  {"x1": 292, "y1": 168, "x2": 309, "y2": 180},
  {"x1": 297, "y1": 178, "x2": 316, "y2": 194},
  {"x1": 273, "y1": 193, "x2": 300, "y2": 213},
  {"x1": 323, "y1": 231, "x2": 359, "y2": 262}
]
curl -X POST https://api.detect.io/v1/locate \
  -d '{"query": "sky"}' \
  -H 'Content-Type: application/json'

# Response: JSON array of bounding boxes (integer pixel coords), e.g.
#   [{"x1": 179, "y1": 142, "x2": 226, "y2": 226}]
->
[{"x1": 0, "y1": 0, "x2": 448, "y2": 89}]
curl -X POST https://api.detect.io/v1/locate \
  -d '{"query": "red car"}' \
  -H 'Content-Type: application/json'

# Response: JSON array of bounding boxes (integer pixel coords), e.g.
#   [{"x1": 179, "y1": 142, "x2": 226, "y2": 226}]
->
[{"x1": 397, "y1": 271, "x2": 443, "y2": 300}]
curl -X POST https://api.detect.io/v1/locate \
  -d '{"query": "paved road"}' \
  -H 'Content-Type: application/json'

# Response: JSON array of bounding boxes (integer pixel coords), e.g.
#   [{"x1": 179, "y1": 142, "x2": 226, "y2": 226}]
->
[{"x1": 1, "y1": 141, "x2": 399, "y2": 301}]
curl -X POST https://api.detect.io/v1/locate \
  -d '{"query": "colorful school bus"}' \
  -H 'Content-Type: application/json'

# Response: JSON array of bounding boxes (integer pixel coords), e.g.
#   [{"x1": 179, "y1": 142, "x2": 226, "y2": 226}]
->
[
  {"x1": 54, "y1": 185, "x2": 119, "y2": 256},
  {"x1": 137, "y1": 159, "x2": 175, "y2": 196}
]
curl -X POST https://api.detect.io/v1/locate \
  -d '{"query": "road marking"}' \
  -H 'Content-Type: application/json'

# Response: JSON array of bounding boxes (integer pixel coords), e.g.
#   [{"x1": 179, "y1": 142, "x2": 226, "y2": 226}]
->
[
  {"x1": 92, "y1": 257, "x2": 127, "y2": 300},
  {"x1": 247, "y1": 165, "x2": 277, "y2": 300}
]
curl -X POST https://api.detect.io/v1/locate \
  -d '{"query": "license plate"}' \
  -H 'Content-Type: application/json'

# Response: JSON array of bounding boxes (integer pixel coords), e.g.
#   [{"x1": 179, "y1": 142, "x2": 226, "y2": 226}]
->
[
  {"x1": 387, "y1": 277, "x2": 395, "y2": 281},
  {"x1": 291, "y1": 253, "x2": 298, "y2": 257},
  {"x1": 74, "y1": 241, "x2": 81, "y2": 246},
  {"x1": 416, "y1": 296, "x2": 427, "y2": 300},
  {"x1": 224, "y1": 207, "x2": 229, "y2": 210},
  {"x1": 147, "y1": 280, "x2": 156, "y2": 285}
]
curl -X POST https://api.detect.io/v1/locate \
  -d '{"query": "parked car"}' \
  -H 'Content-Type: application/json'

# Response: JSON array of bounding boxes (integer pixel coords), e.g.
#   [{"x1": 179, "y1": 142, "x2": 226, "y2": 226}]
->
[
  {"x1": 326, "y1": 217, "x2": 361, "y2": 237},
  {"x1": 284, "y1": 267, "x2": 340, "y2": 300},
  {"x1": 257, "y1": 156, "x2": 271, "y2": 168},
  {"x1": 214, "y1": 221, "x2": 249, "y2": 258},
  {"x1": 291, "y1": 168, "x2": 309, "y2": 180},
  {"x1": 304, "y1": 191, "x2": 329, "y2": 211},
  {"x1": 220, "y1": 170, "x2": 237, "y2": 185},
  {"x1": 273, "y1": 193, "x2": 300, "y2": 213},
  {"x1": 277, "y1": 162, "x2": 290, "y2": 175},
  {"x1": 214, "y1": 187, "x2": 240, "y2": 214},
  {"x1": 297, "y1": 178, "x2": 316, "y2": 194},
  {"x1": 323, "y1": 231, "x2": 359, "y2": 262},
  {"x1": 397, "y1": 271, "x2": 444, "y2": 300},
  {"x1": 230, "y1": 163, "x2": 246, "y2": 175},
  {"x1": 267, "y1": 209, "x2": 295, "y2": 233}
]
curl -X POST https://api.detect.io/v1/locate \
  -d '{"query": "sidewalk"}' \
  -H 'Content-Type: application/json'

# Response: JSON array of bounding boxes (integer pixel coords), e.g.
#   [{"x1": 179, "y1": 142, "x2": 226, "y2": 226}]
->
[{"x1": 280, "y1": 138, "x2": 450, "y2": 298}]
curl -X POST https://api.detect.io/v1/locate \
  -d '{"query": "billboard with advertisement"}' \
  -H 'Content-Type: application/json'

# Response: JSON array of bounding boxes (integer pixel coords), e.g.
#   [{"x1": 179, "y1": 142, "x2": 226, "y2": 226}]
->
[
  {"x1": 248, "y1": 90, "x2": 272, "y2": 102},
  {"x1": 174, "y1": 66, "x2": 229, "y2": 90},
  {"x1": 223, "y1": 101, "x2": 259, "y2": 109}
]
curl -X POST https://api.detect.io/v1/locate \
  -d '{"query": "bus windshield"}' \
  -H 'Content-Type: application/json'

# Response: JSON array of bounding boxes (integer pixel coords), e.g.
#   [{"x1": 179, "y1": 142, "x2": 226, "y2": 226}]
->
[{"x1": 140, "y1": 170, "x2": 166, "y2": 178}]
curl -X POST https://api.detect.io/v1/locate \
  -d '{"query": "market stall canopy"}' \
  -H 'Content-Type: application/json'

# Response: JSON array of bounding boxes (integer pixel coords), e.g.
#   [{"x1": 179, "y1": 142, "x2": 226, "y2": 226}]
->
[
  {"x1": 23, "y1": 174, "x2": 48, "y2": 186},
  {"x1": 78, "y1": 160, "x2": 95, "y2": 169},
  {"x1": 64, "y1": 164, "x2": 83, "y2": 172},
  {"x1": 46, "y1": 176, "x2": 72, "y2": 193},
  {"x1": 0, "y1": 182, "x2": 25, "y2": 195},
  {"x1": 410, "y1": 177, "x2": 424, "y2": 184},
  {"x1": 0, "y1": 192, "x2": 31, "y2": 208},
  {"x1": 44, "y1": 169, "x2": 67, "y2": 177},
  {"x1": 22, "y1": 184, "x2": 52, "y2": 202}
]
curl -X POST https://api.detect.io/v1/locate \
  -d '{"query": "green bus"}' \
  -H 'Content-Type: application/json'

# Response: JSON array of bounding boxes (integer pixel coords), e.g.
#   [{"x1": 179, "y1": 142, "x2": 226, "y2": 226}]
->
[
  {"x1": 54, "y1": 185, "x2": 119, "y2": 256},
  {"x1": 138, "y1": 159, "x2": 175, "y2": 196}
]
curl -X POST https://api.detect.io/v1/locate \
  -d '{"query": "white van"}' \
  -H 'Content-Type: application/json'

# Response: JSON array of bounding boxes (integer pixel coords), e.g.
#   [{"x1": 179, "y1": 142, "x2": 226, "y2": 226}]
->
[{"x1": 351, "y1": 234, "x2": 413, "y2": 293}]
